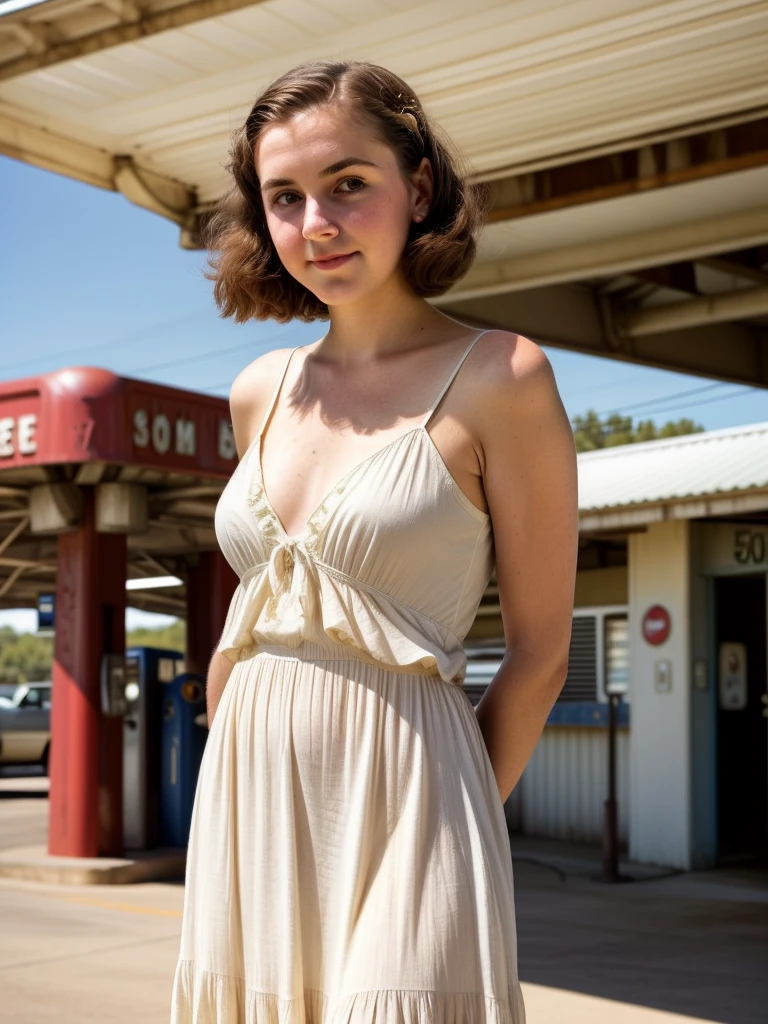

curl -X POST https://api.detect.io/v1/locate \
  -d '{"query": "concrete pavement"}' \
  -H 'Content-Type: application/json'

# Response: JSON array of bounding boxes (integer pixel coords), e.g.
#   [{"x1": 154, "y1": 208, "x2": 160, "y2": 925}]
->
[
  {"x1": 0, "y1": 767, "x2": 48, "y2": 852},
  {"x1": 510, "y1": 836, "x2": 768, "y2": 1024},
  {"x1": 1, "y1": 768, "x2": 766, "y2": 1023}
]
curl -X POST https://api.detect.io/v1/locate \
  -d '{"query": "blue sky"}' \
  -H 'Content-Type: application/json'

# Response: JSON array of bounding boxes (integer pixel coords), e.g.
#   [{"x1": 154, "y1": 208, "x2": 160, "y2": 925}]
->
[{"x1": 1, "y1": 154, "x2": 766, "y2": 632}]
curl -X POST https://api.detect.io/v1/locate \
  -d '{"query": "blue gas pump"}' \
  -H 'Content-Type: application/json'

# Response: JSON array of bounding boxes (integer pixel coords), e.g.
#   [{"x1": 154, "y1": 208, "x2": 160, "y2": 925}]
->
[
  {"x1": 123, "y1": 647, "x2": 184, "y2": 850},
  {"x1": 159, "y1": 672, "x2": 208, "y2": 847}
]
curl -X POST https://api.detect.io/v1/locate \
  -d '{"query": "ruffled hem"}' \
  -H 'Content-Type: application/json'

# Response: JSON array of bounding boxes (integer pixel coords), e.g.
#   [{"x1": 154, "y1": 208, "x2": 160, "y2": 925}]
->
[{"x1": 170, "y1": 961, "x2": 524, "y2": 1023}]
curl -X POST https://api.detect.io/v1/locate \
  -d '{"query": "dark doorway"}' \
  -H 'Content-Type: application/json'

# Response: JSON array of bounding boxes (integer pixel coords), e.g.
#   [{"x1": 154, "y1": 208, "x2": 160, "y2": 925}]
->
[{"x1": 714, "y1": 574, "x2": 768, "y2": 861}]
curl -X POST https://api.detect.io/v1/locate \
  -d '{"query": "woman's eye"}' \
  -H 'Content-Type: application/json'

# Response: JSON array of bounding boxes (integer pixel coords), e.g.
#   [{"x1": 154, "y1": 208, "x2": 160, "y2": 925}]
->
[
  {"x1": 273, "y1": 191, "x2": 302, "y2": 207},
  {"x1": 336, "y1": 177, "x2": 366, "y2": 194}
]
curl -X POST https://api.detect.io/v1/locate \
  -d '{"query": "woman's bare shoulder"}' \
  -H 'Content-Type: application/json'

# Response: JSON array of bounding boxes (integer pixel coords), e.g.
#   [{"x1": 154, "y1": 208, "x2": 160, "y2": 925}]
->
[
  {"x1": 470, "y1": 330, "x2": 558, "y2": 414},
  {"x1": 228, "y1": 347, "x2": 296, "y2": 456},
  {"x1": 464, "y1": 329, "x2": 570, "y2": 463}
]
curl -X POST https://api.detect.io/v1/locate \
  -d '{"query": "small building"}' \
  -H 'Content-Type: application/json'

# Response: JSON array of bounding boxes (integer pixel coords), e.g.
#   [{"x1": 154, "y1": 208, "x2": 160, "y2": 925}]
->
[{"x1": 490, "y1": 422, "x2": 768, "y2": 870}]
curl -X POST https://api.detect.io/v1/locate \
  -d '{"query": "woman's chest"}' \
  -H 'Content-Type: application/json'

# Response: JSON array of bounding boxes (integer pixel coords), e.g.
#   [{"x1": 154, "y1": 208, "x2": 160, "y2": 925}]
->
[
  {"x1": 259, "y1": 413, "x2": 486, "y2": 540},
  {"x1": 217, "y1": 426, "x2": 490, "y2": 578}
]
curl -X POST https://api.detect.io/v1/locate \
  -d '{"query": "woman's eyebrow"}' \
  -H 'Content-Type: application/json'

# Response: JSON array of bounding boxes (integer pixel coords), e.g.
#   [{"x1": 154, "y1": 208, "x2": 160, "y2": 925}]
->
[
  {"x1": 320, "y1": 157, "x2": 378, "y2": 178},
  {"x1": 261, "y1": 158, "x2": 378, "y2": 191}
]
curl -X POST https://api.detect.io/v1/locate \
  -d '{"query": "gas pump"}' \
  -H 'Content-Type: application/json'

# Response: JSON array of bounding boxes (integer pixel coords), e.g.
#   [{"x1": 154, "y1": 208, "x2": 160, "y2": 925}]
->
[
  {"x1": 159, "y1": 673, "x2": 208, "y2": 847},
  {"x1": 123, "y1": 647, "x2": 184, "y2": 850}
]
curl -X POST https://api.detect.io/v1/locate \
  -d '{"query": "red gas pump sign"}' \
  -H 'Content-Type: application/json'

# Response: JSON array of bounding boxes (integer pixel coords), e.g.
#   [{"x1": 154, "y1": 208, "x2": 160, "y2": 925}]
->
[{"x1": 642, "y1": 605, "x2": 671, "y2": 645}]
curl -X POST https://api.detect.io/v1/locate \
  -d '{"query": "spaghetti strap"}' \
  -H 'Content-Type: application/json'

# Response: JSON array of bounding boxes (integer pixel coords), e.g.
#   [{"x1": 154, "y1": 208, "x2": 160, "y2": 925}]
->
[
  {"x1": 257, "y1": 347, "x2": 301, "y2": 437},
  {"x1": 422, "y1": 329, "x2": 489, "y2": 428}
]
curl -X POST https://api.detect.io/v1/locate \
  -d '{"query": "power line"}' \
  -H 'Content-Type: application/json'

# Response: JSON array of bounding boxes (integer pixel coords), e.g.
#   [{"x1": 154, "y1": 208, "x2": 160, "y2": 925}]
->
[
  {"x1": 592, "y1": 382, "x2": 726, "y2": 418},
  {"x1": 0, "y1": 308, "x2": 213, "y2": 375},
  {"x1": 579, "y1": 385, "x2": 760, "y2": 424},
  {"x1": 622, "y1": 386, "x2": 758, "y2": 418},
  {"x1": 124, "y1": 341, "x2": 261, "y2": 377},
  {"x1": 560, "y1": 373, "x2": 665, "y2": 400},
  {"x1": 0, "y1": 320, "x2": 290, "y2": 386},
  {"x1": 122, "y1": 329, "x2": 288, "y2": 379}
]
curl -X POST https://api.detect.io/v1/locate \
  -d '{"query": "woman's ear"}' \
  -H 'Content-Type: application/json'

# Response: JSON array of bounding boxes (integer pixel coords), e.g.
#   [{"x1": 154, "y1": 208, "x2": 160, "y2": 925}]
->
[{"x1": 410, "y1": 157, "x2": 433, "y2": 224}]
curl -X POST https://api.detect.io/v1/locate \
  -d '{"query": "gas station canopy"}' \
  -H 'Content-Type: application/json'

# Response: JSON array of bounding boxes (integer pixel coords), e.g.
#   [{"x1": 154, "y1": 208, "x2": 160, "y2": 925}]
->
[
  {"x1": 0, "y1": 366, "x2": 235, "y2": 615},
  {"x1": 2, "y1": 0, "x2": 768, "y2": 386}
]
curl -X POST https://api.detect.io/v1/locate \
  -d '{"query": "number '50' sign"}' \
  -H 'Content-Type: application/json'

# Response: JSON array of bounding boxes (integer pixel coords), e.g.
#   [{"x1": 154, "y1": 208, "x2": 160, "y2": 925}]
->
[{"x1": 734, "y1": 529, "x2": 766, "y2": 565}]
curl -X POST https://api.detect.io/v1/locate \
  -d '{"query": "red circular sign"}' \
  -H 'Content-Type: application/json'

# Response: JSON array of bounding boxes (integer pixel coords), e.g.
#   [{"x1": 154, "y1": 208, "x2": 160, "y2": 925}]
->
[{"x1": 642, "y1": 605, "x2": 671, "y2": 646}]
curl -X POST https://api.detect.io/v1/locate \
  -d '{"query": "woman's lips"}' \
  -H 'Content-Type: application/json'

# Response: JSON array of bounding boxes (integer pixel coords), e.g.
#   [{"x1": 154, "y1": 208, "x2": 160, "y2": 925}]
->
[{"x1": 310, "y1": 252, "x2": 356, "y2": 271}]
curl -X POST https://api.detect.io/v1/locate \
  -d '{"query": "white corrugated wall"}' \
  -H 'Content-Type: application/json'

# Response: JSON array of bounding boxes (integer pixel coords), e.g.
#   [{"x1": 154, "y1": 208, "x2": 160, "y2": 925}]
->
[{"x1": 505, "y1": 726, "x2": 630, "y2": 844}]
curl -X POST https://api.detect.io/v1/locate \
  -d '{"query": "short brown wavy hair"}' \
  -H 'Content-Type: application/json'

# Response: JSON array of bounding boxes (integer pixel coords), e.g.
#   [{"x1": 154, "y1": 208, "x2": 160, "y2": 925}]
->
[{"x1": 206, "y1": 60, "x2": 487, "y2": 323}]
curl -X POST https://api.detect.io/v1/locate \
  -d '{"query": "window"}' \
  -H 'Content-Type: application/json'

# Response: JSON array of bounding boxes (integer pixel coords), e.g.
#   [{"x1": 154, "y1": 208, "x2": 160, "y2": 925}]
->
[
  {"x1": 463, "y1": 605, "x2": 630, "y2": 706},
  {"x1": 604, "y1": 615, "x2": 630, "y2": 698},
  {"x1": 560, "y1": 615, "x2": 598, "y2": 702},
  {"x1": 560, "y1": 607, "x2": 630, "y2": 704}
]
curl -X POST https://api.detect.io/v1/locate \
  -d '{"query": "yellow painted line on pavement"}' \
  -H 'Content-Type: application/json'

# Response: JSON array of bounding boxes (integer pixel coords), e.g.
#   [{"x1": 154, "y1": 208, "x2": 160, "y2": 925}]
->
[{"x1": 61, "y1": 895, "x2": 182, "y2": 918}]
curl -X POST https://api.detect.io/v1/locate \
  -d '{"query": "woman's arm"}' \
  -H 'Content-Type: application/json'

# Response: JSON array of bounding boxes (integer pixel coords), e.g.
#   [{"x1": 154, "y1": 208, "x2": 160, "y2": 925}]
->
[
  {"x1": 473, "y1": 334, "x2": 579, "y2": 804},
  {"x1": 204, "y1": 347, "x2": 295, "y2": 729},
  {"x1": 206, "y1": 649, "x2": 236, "y2": 729}
]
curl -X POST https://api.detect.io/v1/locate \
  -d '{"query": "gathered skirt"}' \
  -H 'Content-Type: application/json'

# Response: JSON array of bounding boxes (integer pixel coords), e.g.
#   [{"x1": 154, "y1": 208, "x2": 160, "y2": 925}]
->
[{"x1": 170, "y1": 644, "x2": 525, "y2": 1023}]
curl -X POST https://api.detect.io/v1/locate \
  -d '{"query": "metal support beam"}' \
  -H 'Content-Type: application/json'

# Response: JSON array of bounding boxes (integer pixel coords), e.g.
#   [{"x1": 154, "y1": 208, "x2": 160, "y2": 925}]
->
[
  {"x1": 698, "y1": 256, "x2": 768, "y2": 288},
  {"x1": 0, "y1": 0, "x2": 270, "y2": 80},
  {"x1": 0, "y1": 110, "x2": 114, "y2": 189},
  {"x1": 0, "y1": 114, "x2": 196, "y2": 219},
  {"x1": 445, "y1": 204, "x2": 768, "y2": 301},
  {"x1": 0, "y1": 515, "x2": 29, "y2": 557},
  {"x1": 134, "y1": 549, "x2": 177, "y2": 579},
  {"x1": 0, "y1": 555, "x2": 55, "y2": 569},
  {"x1": 151, "y1": 485, "x2": 223, "y2": 502},
  {"x1": 618, "y1": 287, "x2": 768, "y2": 338},
  {"x1": 0, "y1": 564, "x2": 25, "y2": 599},
  {"x1": 485, "y1": 118, "x2": 768, "y2": 223},
  {"x1": 0, "y1": 21, "x2": 47, "y2": 55},
  {"x1": 113, "y1": 156, "x2": 194, "y2": 224},
  {"x1": 442, "y1": 286, "x2": 768, "y2": 388}
]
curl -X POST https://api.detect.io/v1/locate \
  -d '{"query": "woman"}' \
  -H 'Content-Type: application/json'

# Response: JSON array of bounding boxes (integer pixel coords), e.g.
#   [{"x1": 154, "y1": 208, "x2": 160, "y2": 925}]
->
[{"x1": 171, "y1": 60, "x2": 578, "y2": 1023}]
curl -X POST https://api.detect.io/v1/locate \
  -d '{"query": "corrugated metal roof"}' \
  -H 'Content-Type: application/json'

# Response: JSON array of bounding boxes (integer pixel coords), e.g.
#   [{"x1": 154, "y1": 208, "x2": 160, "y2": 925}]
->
[
  {"x1": 2, "y1": 0, "x2": 767, "y2": 201},
  {"x1": 577, "y1": 420, "x2": 768, "y2": 512}
]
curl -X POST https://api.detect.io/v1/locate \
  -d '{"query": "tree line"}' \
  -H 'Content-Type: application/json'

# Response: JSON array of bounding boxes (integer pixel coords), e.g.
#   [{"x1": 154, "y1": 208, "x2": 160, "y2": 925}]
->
[
  {"x1": 0, "y1": 621, "x2": 186, "y2": 687},
  {"x1": 571, "y1": 410, "x2": 702, "y2": 452}
]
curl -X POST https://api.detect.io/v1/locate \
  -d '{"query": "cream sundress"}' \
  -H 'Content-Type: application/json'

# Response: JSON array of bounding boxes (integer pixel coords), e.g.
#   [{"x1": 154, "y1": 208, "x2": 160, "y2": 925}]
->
[{"x1": 170, "y1": 331, "x2": 525, "y2": 1024}]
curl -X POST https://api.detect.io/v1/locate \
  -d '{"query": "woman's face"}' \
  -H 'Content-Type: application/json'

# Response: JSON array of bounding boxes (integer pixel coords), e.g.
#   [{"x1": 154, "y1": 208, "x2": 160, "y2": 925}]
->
[{"x1": 255, "y1": 104, "x2": 431, "y2": 308}]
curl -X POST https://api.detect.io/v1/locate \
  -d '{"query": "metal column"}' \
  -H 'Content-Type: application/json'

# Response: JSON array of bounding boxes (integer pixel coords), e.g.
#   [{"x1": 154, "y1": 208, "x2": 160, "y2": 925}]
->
[{"x1": 48, "y1": 488, "x2": 126, "y2": 857}]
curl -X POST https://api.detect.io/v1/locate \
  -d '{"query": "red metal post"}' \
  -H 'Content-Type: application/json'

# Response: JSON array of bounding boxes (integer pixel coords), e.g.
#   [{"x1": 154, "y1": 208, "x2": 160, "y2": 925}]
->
[
  {"x1": 48, "y1": 489, "x2": 126, "y2": 858},
  {"x1": 185, "y1": 550, "x2": 238, "y2": 679}
]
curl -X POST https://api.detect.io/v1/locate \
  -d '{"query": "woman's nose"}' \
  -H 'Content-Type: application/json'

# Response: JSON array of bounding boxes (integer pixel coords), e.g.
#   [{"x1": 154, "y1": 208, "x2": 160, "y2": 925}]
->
[{"x1": 302, "y1": 197, "x2": 339, "y2": 241}]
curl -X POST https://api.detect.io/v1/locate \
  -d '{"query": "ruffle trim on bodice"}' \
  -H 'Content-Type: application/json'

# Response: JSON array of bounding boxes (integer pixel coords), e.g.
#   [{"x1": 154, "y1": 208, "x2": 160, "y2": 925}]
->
[
  {"x1": 216, "y1": 552, "x2": 467, "y2": 684},
  {"x1": 172, "y1": 962, "x2": 524, "y2": 1023}
]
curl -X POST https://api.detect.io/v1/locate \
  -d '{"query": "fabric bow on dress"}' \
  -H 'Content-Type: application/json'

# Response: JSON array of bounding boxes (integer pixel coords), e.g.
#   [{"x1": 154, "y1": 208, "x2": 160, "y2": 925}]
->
[{"x1": 260, "y1": 537, "x2": 319, "y2": 649}]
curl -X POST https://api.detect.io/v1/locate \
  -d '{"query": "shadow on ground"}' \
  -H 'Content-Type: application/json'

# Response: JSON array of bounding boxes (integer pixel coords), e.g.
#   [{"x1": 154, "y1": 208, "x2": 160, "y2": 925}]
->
[{"x1": 511, "y1": 837, "x2": 768, "y2": 1024}]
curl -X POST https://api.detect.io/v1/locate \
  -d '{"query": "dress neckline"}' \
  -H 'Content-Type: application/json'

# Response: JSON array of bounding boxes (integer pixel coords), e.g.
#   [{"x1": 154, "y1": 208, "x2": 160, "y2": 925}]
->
[
  {"x1": 252, "y1": 328, "x2": 491, "y2": 543},
  {"x1": 254, "y1": 423, "x2": 488, "y2": 544}
]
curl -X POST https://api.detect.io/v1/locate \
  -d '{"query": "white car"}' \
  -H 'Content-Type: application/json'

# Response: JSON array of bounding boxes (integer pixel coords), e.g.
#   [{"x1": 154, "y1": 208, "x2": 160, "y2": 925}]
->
[{"x1": 0, "y1": 682, "x2": 52, "y2": 774}]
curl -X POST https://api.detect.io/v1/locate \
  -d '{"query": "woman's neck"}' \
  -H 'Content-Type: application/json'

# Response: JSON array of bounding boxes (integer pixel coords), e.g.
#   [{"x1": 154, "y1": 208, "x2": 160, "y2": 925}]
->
[{"x1": 318, "y1": 280, "x2": 453, "y2": 364}]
